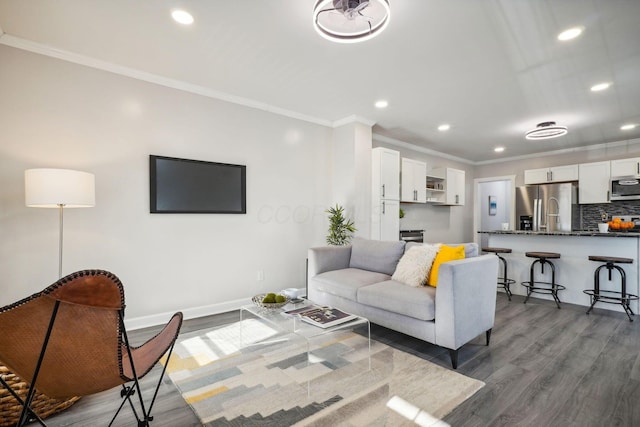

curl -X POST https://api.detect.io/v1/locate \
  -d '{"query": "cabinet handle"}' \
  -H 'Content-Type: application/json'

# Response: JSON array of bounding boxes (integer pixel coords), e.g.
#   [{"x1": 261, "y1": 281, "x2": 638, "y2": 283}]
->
[
  {"x1": 455, "y1": 194, "x2": 459, "y2": 204},
  {"x1": 607, "y1": 190, "x2": 610, "y2": 202},
  {"x1": 637, "y1": 162, "x2": 639, "y2": 175},
  {"x1": 382, "y1": 201, "x2": 386, "y2": 214},
  {"x1": 414, "y1": 189, "x2": 417, "y2": 200},
  {"x1": 382, "y1": 184, "x2": 385, "y2": 198}
]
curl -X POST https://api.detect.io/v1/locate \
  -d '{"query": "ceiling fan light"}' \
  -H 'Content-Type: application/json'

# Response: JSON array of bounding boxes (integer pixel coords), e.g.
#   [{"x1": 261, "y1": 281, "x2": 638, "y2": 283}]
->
[
  {"x1": 525, "y1": 121, "x2": 568, "y2": 140},
  {"x1": 313, "y1": 0, "x2": 391, "y2": 44}
]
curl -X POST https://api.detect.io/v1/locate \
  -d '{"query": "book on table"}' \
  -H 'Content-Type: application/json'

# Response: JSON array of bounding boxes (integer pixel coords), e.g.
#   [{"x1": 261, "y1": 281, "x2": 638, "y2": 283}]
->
[{"x1": 298, "y1": 307, "x2": 358, "y2": 328}]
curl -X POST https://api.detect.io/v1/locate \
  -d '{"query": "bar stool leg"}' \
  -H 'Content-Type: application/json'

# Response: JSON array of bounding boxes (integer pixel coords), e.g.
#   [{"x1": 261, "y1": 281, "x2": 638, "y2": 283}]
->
[
  {"x1": 547, "y1": 260, "x2": 561, "y2": 309},
  {"x1": 497, "y1": 254, "x2": 512, "y2": 301},
  {"x1": 585, "y1": 264, "x2": 603, "y2": 315},
  {"x1": 523, "y1": 259, "x2": 538, "y2": 304},
  {"x1": 614, "y1": 264, "x2": 635, "y2": 321}
]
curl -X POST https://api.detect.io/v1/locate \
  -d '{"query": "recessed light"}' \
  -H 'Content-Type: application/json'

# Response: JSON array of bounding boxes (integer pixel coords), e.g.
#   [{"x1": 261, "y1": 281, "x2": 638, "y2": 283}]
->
[
  {"x1": 438, "y1": 124, "x2": 450, "y2": 132},
  {"x1": 590, "y1": 82, "x2": 611, "y2": 92},
  {"x1": 621, "y1": 124, "x2": 637, "y2": 131},
  {"x1": 494, "y1": 147, "x2": 505, "y2": 153},
  {"x1": 558, "y1": 27, "x2": 583, "y2": 41},
  {"x1": 172, "y1": 10, "x2": 194, "y2": 25},
  {"x1": 374, "y1": 100, "x2": 388, "y2": 109}
]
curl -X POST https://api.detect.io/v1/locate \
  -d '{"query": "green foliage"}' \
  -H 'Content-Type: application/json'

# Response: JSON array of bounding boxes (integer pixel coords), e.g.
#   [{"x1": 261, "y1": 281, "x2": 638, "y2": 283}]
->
[{"x1": 326, "y1": 204, "x2": 356, "y2": 246}]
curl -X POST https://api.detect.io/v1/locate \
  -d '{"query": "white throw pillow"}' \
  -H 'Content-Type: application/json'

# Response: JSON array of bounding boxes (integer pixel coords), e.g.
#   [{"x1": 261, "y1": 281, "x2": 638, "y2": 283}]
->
[{"x1": 392, "y1": 244, "x2": 440, "y2": 287}]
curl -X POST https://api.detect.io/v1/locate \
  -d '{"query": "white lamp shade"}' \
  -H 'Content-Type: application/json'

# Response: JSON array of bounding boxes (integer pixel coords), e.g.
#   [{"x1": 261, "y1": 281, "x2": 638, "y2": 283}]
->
[{"x1": 25, "y1": 168, "x2": 95, "y2": 208}]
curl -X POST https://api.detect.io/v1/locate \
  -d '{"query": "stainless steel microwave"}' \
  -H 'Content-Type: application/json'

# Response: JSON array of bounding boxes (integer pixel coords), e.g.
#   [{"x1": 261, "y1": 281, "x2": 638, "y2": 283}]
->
[{"x1": 611, "y1": 177, "x2": 640, "y2": 200}]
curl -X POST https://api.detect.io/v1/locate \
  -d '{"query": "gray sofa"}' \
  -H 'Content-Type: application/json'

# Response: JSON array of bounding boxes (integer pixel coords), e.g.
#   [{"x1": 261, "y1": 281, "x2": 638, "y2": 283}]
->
[{"x1": 307, "y1": 238, "x2": 499, "y2": 368}]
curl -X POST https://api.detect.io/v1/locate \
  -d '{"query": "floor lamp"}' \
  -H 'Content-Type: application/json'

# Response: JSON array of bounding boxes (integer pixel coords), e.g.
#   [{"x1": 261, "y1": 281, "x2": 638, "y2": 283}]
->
[{"x1": 25, "y1": 168, "x2": 96, "y2": 278}]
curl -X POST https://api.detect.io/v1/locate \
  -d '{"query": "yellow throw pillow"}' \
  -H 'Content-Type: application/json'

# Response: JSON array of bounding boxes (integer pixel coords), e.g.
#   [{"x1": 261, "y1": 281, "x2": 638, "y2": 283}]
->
[{"x1": 427, "y1": 245, "x2": 465, "y2": 287}]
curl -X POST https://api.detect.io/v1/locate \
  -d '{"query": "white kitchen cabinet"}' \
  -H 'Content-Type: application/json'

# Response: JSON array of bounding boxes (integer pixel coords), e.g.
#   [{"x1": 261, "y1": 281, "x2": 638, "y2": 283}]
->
[
  {"x1": 372, "y1": 147, "x2": 399, "y2": 202},
  {"x1": 371, "y1": 199, "x2": 400, "y2": 241},
  {"x1": 371, "y1": 147, "x2": 400, "y2": 240},
  {"x1": 579, "y1": 161, "x2": 611, "y2": 204},
  {"x1": 524, "y1": 164, "x2": 579, "y2": 184},
  {"x1": 401, "y1": 158, "x2": 427, "y2": 203},
  {"x1": 431, "y1": 167, "x2": 465, "y2": 206},
  {"x1": 611, "y1": 157, "x2": 640, "y2": 178}
]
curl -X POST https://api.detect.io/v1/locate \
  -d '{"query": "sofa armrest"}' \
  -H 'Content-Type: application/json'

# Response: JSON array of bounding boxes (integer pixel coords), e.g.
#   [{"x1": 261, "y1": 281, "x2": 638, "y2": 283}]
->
[
  {"x1": 434, "y1": 254, "x2": 499, "y2": 350},
  {"x1": 307, "y1": 246, "x2": 352, "y2": 278}
]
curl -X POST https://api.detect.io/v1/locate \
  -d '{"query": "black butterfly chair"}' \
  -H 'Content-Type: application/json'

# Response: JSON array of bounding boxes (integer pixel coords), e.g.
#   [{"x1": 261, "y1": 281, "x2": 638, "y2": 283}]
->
[{"x1": 0, "y1": 270, "x2": 183, "y2": 426}]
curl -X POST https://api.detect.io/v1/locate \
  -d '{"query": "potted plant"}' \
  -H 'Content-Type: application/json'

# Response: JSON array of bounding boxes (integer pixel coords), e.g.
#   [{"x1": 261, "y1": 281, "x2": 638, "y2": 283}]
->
[{"x1": 326, "y1": 204, "x2": 356, "y2": 246}]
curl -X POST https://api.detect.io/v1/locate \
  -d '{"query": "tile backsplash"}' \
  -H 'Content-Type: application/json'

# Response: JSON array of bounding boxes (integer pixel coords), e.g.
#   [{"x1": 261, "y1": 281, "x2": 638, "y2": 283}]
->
[{"x1": 580, "y1": 200, "x2": 640, "y2": 229}]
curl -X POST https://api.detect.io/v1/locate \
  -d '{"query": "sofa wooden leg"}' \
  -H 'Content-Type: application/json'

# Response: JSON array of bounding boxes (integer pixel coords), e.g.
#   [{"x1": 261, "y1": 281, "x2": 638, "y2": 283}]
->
[
  {"x1": 448, "y1": 349, "x2": 458, "y2": 369},
  {"x1": 486, "y1": 328, "x2": 492, "y2": 346}
]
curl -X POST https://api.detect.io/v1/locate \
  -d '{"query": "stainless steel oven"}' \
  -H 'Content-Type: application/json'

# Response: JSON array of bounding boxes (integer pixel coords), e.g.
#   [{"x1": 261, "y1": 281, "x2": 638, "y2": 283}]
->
[{"x1": 399, "y1": 230, "x2": 424, "y2": 243}]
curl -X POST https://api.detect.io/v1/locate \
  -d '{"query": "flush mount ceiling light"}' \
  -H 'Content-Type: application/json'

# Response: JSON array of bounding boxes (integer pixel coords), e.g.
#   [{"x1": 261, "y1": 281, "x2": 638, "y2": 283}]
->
[
  {"x1": 525, "y1": 121, "x2": 568, "y2": 140},
  {"x1": 494, "y1": 146, "x2": 505, "y2": 153},
  {"x1": 621, "y1": 124, "x2": 637, "y2": 131},
  {"x1": 374, "y1": 99, "x2": 388, "y2": 108},
  {"x1": 557, "y1": 26, "x2": 583, "y2": 41},
  {"x1": 313, "y1": 0, "x2": 391, "y2": 44},
  {"x1": 437, "y1": 124, "x2": 450, "y2": 131}
]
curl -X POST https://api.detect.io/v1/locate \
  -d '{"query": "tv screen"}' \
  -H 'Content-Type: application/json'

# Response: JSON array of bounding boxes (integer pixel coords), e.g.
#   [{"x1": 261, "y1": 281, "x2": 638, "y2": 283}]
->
[{"x1": 150, "y1": 155, "x2": 246, "y2": 214}]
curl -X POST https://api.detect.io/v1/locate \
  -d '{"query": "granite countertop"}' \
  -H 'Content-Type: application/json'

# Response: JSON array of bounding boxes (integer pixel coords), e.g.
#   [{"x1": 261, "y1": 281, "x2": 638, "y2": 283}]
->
[{"x1": 478, "y1": 230, "x2": 640, "y2": 238}]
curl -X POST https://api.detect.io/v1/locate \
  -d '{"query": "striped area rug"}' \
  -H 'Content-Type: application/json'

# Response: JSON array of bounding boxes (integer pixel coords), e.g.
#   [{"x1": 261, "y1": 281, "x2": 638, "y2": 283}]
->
[{"x1": 161, "y1": 319, "x2": 484, "y2": 426}]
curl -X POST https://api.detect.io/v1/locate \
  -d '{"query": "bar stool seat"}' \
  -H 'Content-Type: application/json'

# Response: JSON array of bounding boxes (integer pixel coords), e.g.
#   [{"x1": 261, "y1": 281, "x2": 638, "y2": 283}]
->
[
  {"x1": 522, "y1": 251, "x2": 565, "y2": 308},
  {"x1": 482, "y1": 247, "x2": 515, "y2": 301},
  {"x1": 584, "y1": 255, "x2": 637, "y2": 321}
]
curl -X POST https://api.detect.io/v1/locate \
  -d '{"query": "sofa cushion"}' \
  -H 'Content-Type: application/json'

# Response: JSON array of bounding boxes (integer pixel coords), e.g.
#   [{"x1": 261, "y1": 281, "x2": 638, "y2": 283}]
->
[
  {"x1": 311, "y1": 268, "x2": 391, "y2": 300},
  {"x1": 427, "y1": 244, "x2": 466, "y2": 287},
  {"x1": 392, "y1": 244, "x2": 440, "y2": 287},
  {"x1": 357, "y1": 280, "x2": 437, "y2": 321},
  {"x1": 349, "y1": 238, "x2": 406, "y2": 275}
]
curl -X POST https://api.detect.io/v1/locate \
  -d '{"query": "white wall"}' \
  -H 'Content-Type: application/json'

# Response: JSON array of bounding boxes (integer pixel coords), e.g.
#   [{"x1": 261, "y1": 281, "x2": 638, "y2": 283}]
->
[{"x1": 0, "y1": 45, "x2": 332, "y2": 320}]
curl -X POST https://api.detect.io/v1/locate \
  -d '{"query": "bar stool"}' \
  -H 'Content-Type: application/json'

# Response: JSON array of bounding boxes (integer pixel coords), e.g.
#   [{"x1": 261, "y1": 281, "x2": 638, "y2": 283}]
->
[
  {"x1": 482, "y1": 247, "x2": 515, "y2": 301},
  {"x1": 584, "y1": 255, "x2": 638, "y2": 321},
  {"x1": 521, "y1": 252, "x2": 565, "y2": 309}
]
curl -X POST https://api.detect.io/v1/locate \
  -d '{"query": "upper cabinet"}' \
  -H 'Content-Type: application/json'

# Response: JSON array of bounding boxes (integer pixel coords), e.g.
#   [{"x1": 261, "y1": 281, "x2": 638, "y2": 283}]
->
[
  {"x1": 611, "y1": 157, "x2": 640, "y2": 178},
  {"x1": 431, "y1": 167, "x2": 465, "y2": 206},
  {"x1": 372, "y1": 147, "x2": 400, "y2": 201},
  {"x1": 400, "y1": 158, "x2": 427, "y2": 203},
  {"x1": 524, "y1": 164, "x2": 579, "y2": 184},
  {"x1": 579, "y1": 161, "x2": 611, "y2": 204}
]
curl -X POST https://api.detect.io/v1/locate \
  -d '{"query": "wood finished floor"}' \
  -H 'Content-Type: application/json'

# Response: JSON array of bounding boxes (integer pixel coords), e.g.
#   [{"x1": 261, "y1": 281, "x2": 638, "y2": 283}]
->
[{"x1": 40, "y1": 294, "x2": 640, "y2": 426}]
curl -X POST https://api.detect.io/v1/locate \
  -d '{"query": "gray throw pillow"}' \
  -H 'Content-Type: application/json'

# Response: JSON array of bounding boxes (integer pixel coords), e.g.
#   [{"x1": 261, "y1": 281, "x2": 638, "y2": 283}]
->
[{"x1": 349, "y1": 237, "x2": 406, "y2": 275}]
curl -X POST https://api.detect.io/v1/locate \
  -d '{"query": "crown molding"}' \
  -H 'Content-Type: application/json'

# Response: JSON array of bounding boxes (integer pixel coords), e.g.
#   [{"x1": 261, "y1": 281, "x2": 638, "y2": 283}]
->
[
  {"x1": 0, "y1": 34, "x2": 333, "y2": 128},
  {"x1": 474, "y1": 137, "x2": 640, "y2": 165},
  {"x1": 372, "y1": 134, "x2": 474, "y2": 165},
  {"x1": 332, "y1": 115, "x2": 376, "y2": 128}
]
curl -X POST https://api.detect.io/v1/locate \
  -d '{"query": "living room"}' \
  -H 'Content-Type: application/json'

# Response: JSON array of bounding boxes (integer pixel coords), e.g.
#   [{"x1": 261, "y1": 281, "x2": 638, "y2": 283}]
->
[{"x1": 2, "y1": 1, "x2": 640, "y2": 426}]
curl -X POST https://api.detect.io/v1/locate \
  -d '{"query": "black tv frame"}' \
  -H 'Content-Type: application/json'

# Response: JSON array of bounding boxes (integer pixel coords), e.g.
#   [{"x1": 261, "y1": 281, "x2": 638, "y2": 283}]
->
[{"x1": 149, "y1": 155, "x2": 246, "y2": 214}]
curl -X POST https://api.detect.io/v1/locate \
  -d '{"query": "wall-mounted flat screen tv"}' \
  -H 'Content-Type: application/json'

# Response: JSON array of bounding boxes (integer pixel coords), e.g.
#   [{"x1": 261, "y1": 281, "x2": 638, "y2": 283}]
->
[{"x1": 150, "y1": 155, "x2": 246, "y2": 214}]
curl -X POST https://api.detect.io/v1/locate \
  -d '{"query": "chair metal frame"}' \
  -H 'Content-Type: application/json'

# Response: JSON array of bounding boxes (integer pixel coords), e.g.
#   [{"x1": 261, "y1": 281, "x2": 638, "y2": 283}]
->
[{"x1": 0, "y1": 270, "x2": 182, "y2": 427}]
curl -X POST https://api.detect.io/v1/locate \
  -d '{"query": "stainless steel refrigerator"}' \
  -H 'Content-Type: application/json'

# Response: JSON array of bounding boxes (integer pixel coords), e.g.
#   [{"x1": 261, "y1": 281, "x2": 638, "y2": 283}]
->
[{"x1": 516, "y1": 183, "x2": 579, "y2": 232}]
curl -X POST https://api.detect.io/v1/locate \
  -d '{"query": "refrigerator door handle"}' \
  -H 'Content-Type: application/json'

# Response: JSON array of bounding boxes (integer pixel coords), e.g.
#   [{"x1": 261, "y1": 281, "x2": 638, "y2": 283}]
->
[{"x1": 533, "y1": 198, "x2": 538, "y2": 231}]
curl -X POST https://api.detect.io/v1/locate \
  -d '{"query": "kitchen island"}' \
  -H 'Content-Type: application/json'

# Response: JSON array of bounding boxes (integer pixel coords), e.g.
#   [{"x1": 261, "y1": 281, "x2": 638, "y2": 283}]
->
[{"x1": 478, "y1": 230, "x2": 640, "y2": 316}]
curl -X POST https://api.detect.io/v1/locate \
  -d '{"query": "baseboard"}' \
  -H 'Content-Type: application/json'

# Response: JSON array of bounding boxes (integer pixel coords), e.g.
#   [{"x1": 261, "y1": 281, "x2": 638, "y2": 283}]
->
[
  {"x1": 124, "y1": 287, "x2": 307, "y2": 330},
  {"x1": 124, "y1": 297, "x2": 249, "y2": 330}
]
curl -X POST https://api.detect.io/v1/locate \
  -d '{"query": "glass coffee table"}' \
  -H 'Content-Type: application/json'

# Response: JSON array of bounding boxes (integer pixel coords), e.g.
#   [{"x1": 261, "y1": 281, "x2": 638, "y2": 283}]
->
[{"x1": 239, "y1": 299, "x2": 371, "y2": 397}]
